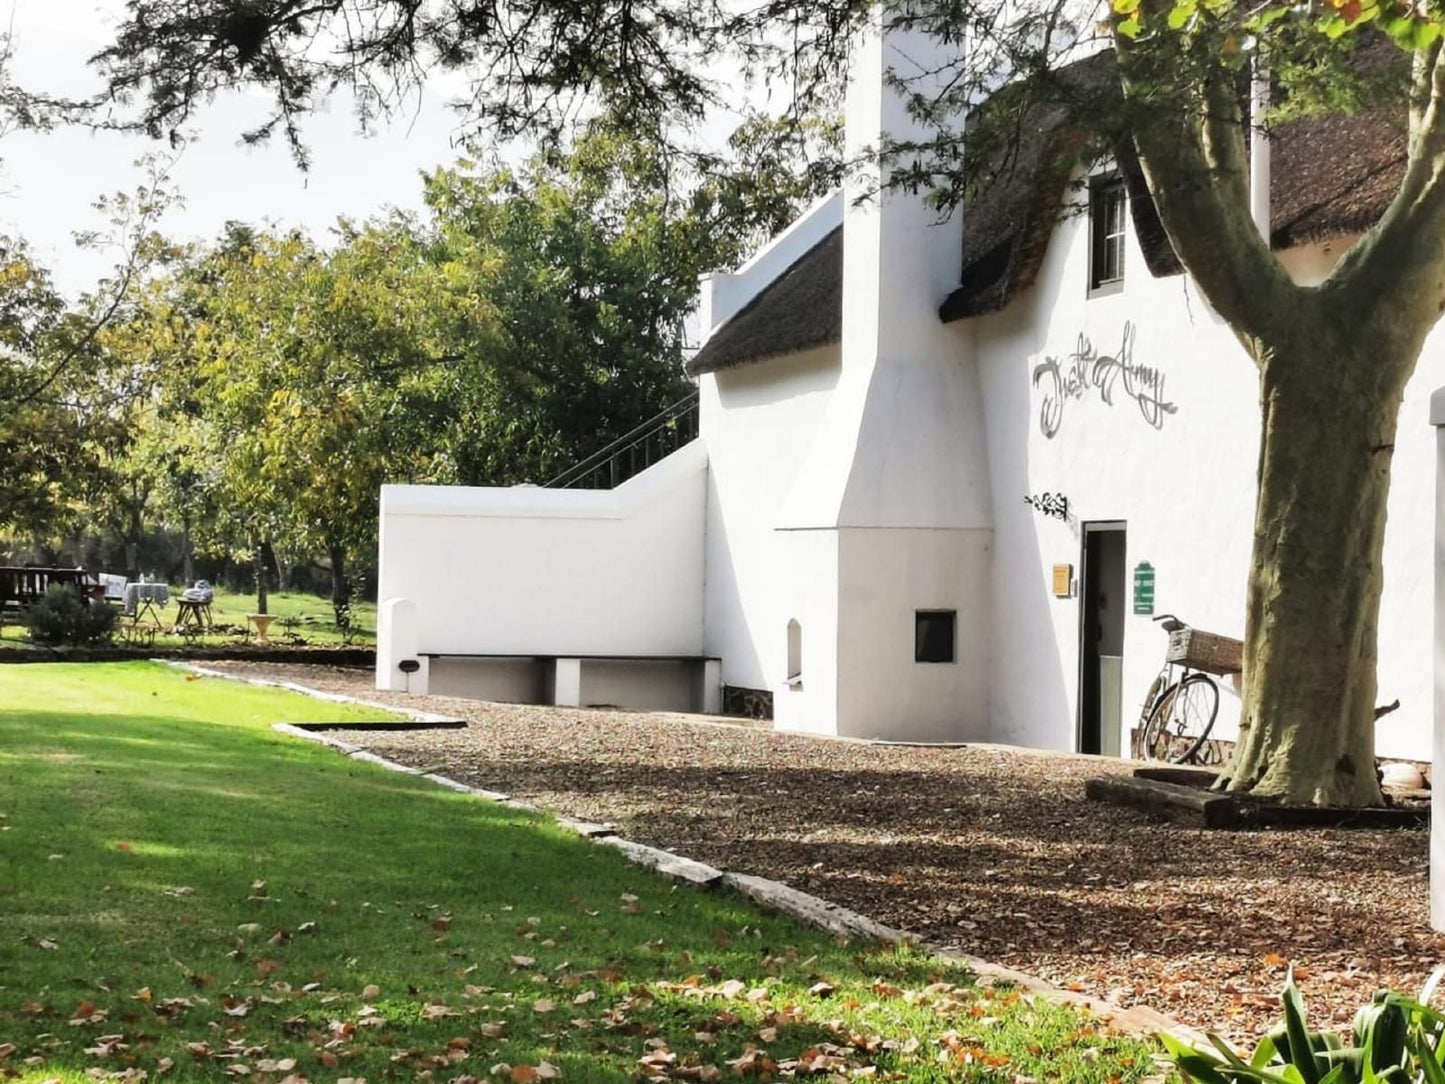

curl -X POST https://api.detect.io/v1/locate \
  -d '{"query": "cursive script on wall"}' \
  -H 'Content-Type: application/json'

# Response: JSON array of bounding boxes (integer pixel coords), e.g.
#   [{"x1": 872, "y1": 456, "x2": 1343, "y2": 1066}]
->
[{"x1": 1031, "y1": 322, "x2": 1177, "y2": 439}]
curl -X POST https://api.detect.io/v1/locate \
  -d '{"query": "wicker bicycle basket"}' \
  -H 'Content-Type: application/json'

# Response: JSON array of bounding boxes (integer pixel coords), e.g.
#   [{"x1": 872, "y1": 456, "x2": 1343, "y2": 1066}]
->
[{"x1": 1165, "y1": 627, "x2": 1244, "y2": 675}]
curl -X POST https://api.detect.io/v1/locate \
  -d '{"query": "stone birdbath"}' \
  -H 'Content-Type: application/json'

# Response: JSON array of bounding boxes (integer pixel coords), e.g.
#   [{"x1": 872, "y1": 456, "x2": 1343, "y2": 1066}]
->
[{"x1": 248, "y1": 614, "x2": 276, "y2": 646}]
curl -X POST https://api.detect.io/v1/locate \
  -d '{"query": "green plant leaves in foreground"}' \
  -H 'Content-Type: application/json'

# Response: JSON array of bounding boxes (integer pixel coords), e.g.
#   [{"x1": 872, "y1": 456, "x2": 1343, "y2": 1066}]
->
[{"x1": 1163, "y1": 967, "x2": 1445, "y2": 1084}]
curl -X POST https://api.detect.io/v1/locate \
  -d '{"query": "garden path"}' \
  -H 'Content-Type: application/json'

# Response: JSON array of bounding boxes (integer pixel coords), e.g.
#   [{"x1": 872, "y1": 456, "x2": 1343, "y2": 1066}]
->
[{"x1": 208, "y1": 659, "x2": 1441, "y2": 1042}]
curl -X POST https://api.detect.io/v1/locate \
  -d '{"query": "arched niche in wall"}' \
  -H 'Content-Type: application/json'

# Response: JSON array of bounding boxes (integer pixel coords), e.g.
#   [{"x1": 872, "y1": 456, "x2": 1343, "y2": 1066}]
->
[{"x1": 786, "y1": 619, "x2": 803, "y2": 690}]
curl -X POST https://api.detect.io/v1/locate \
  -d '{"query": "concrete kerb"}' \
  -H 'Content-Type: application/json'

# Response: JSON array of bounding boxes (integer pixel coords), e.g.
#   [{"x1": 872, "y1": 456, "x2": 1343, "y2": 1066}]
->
[{"x1": 173, "y1": 661, "x2": 1203, "y2": 1048}]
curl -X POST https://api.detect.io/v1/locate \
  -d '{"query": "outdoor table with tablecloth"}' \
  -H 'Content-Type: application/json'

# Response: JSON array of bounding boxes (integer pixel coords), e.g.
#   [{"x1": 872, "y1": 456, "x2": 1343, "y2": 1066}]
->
[{"x1": 123, "y1": 583, "x2": 170, "y2": 624}]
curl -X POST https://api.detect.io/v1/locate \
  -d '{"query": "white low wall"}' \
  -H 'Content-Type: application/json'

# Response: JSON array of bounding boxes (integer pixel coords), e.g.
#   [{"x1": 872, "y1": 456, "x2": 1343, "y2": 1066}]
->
[{"x1": 376, "y1": 441, "x2": 709, "y2": 693}]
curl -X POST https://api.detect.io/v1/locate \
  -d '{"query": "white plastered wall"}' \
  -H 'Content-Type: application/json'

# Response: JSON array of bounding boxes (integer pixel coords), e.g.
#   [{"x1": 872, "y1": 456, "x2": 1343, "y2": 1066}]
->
[
  {"x1": 375, "y1": 441, "x2": 708, "y2": 693},
  {"x1": 975, "y1": 173, "x2": 1443, "y2": 761},
  {"x1": 700, "y1": 345, "x2": 842, "y2": 692},
  {"x1": 834, "y1": 528, "x2": 992, "y2": 740},
  {"x1": 763, "y1": 10, "x2": 994, "y2": 742}
]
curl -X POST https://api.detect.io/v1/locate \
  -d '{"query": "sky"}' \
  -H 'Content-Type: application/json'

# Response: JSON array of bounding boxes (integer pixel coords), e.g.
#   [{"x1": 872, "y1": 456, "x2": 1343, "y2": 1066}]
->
[{"x1": 0, "y1": 0, "x2": 488, "y2": 297}]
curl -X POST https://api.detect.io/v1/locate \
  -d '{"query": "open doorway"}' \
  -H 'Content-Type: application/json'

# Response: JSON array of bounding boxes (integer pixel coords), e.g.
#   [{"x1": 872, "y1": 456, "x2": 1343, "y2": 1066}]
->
[{"x1": 1079, "y1": 522, "x2": 1127, "y2": 756}]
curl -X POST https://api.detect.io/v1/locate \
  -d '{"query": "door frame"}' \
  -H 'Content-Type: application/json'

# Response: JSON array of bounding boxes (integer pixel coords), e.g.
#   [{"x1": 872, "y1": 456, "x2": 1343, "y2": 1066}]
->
[{"x1": 1076, "y1": 520, "x2": 1127, "y2": 754}]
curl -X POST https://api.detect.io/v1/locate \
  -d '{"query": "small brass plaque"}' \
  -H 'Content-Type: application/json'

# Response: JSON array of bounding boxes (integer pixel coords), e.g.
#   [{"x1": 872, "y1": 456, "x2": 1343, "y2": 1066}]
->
[{"x1": 1052, "y1": 563, "x2": 1073, "y2": 598}]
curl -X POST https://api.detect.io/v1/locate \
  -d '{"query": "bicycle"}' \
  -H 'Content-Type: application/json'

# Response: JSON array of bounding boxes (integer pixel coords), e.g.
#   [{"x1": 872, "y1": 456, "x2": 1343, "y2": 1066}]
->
[{"x1": 1136, "y1": 614, "x2": 1233, "y2": 765}]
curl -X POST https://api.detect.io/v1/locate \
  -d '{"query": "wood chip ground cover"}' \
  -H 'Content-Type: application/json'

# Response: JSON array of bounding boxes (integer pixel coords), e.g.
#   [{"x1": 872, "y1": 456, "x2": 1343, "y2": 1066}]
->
[
  {"x1": 198, "y1": 662, "x2": 1443, "y2": 1047},
  {"x1": 0, "y1": 662, "x2": 1157, "y2": 1084}
]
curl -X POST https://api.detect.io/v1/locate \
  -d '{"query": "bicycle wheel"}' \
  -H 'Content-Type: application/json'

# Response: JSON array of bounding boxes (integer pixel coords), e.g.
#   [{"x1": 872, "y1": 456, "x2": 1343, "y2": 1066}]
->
[
  {"x1": 1143, "y1": 674, "x2": 1220, "y2": 764},
  {"x1": 1136, "y1": 676, "x2": 1170, "y2": 760}
]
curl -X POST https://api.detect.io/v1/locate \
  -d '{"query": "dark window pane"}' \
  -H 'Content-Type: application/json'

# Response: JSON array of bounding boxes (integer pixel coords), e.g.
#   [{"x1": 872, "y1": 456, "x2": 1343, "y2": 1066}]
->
[
  {"x1": 915, "y1": 610, "x2": 956, "y2": 663},
  {"x1": 1090, "y1": 178, "x2": 1126, "y2": 290}
]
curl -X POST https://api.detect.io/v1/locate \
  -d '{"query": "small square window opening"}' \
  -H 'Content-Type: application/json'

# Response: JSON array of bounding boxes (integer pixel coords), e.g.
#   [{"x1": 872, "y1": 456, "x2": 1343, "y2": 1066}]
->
[
  {"x1": 1089, "y1": 177, "x2": 1126, "y2": 294},
  {"x1": 915, "y1": 610, "x2": 956, "y2": 664}
]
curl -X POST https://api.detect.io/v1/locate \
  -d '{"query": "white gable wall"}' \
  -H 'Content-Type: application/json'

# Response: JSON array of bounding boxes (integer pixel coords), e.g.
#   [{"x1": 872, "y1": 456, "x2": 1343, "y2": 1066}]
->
[
  {"x1": 974, "y1": 178, "x2": 1440, "y2": 760},
  {"x1": 700, "y1": 345, "x2": 842, "y2": 692}
]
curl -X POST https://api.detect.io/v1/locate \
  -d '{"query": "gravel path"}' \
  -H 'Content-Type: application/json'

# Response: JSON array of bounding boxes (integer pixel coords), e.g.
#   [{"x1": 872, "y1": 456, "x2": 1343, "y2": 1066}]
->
[{"x1": 210, "y1": 660, "x2": 1442, "y2": 1042}]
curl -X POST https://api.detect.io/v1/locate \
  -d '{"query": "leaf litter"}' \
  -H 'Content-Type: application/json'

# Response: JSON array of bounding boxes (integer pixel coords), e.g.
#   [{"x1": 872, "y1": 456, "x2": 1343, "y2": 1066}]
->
[{"x1": 202, "y1": 658, "x2": 1445, "y2": 1046}]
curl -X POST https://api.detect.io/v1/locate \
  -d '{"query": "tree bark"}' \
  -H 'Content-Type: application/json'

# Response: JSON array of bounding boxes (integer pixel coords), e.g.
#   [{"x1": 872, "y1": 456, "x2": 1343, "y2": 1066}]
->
[
  {"x1": 253, "y1": 543, "x2": 269, "y2": 616},
  {"x1": 181, "y1": 516, "x2": 194, "y2": 585},
  {"x1": 1223, "y1": 329, "x2": 1409, "y2": 807},
  {"x1": 329, "y1": 542, "x2": 350, "y2": 629}
]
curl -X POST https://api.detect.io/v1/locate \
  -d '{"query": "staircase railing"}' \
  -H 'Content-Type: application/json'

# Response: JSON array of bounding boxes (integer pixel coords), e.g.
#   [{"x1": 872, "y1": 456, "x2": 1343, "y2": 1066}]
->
[{"x1": 543, "y1": 390, "x2": 700, "y2": 490}]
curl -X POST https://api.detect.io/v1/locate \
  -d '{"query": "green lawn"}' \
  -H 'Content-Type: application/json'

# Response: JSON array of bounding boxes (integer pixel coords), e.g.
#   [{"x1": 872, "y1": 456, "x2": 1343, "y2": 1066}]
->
[
  {"x1": 0, "y1": 663, "x2": 1161, "y2": 1084},
  {"x1": 0, "y1": 589, "x2": 376, "y2": 650}
]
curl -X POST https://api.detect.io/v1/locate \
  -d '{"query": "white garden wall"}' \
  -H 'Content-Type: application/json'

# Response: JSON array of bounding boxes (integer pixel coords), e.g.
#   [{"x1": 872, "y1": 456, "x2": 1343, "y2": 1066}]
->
[{"x1": 376, "y1": 441, "x2": 708, "y2": 698}]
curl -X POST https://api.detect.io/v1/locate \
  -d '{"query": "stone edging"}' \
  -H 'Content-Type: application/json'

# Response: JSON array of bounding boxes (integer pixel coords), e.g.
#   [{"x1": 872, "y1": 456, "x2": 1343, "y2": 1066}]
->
[{"x1": 168, "y1": 659, "x2": 1203, "y2": 1046}]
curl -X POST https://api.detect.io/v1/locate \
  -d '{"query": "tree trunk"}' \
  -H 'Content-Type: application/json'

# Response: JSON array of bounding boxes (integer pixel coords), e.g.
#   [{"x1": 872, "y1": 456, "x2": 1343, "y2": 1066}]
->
[
  {"x1": 181, "y1": 517, "x2": 194, "y2": 585},
  {"x1": 254, "y1": 544, "x2": 269, "y2": 616},
  {"x1": 328, "y1": 543, "x2": 352, "y2": 631},
  {"x1": 1222, "y1": 334, "x2": 1408, "y2": 807}
]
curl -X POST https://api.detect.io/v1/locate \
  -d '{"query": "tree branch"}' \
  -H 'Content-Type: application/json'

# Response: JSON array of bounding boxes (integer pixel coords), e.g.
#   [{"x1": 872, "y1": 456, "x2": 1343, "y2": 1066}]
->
[{"x1": 1116, "y1": 36, "x2": 1297, "y2": 351}]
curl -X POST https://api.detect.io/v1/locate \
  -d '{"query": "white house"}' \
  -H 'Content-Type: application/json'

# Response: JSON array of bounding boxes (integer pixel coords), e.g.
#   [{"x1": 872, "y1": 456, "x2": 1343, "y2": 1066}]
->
[{"x1": 377, "y1": 19, "x2": 1437, "y2": 764}]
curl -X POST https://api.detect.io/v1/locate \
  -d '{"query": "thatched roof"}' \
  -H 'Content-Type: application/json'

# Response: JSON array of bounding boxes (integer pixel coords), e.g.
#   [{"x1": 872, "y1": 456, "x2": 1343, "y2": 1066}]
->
[
  {"x1": 940, "y1": 51, "x2": 1407, "y2": 321},
  {"x1": 689, "y1": 50, "x2": 1408, "y2": 370},
  {"x1": 686, "y1": 226, "x2": 843, "y2": 376}
]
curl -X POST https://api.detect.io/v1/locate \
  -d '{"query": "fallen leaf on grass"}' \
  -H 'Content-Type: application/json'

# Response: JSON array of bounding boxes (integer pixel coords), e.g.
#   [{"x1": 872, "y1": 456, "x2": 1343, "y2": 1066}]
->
[
  {"x1": 620, "y1": 894, "x2": 643, "y2": 915},
  {"x1": 511, "y1": 955, "x2": 536, "y2": 967},
  {"x1": 573, "y1": 991, "x2": 597, "y2": 1005},
  {"x1": 677, "y1": 1067, "x2": 721, "y2": 1082},
  {"x1": 0, "y1": 1043, "x2": 14, "y2": 1061},
  {"x1": 115, "y1": 841, "x2": 134, "y2": 852},
  {"x1": 533, "y1": 999, "x2": 557, "y2": 1014},
  {"x1": 25, "y1": 936, "x2": 59, "y2": 950},
  {"x1": 361, "y1": 984, "x2": 380, "y2": 999}
]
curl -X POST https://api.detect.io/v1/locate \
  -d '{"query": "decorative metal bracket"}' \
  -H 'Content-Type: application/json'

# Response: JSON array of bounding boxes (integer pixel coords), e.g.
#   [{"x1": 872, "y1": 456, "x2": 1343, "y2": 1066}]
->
[{"x1": 1023, "y1": 492, "x2": 1069, "y2": 521}]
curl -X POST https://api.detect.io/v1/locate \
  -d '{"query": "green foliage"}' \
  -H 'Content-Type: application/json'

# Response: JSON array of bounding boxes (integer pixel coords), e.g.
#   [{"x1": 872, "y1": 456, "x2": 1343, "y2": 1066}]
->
[
  {"x1": 0, "y1": 156, "x2": 182, "y2": 542},
  {"x1": 23, "y1": 584, "x2": 118, "y2": 646},
  {"x1": 1161, "y1": 970, "x2": 1445, "y2": 1084},
  {"x1": 87, "y1": 116, "x2": 833, "y2": 594}
]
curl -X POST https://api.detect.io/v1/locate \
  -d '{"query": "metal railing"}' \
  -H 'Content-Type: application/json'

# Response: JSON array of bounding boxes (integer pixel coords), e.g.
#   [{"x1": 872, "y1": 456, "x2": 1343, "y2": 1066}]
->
[{"x1": 543, "y1": 390, "x2": 700, "y2": 490}]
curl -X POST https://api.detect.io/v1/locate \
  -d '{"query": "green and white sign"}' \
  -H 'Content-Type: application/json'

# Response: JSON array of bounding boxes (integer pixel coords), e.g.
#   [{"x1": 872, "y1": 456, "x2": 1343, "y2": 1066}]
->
[{"x1": 1133, "y1": 562, "x2": 1155, "y2": 615}]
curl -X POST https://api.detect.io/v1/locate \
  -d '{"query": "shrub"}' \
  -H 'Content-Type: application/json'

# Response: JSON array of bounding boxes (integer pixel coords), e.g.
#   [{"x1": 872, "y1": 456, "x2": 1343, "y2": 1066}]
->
[
  {"x1": 25, "y1": 584, "x2": 119, "y2": 647},
  {"x1": 1163, "y1": 969, "x2": 1445, "y2": 1084}
]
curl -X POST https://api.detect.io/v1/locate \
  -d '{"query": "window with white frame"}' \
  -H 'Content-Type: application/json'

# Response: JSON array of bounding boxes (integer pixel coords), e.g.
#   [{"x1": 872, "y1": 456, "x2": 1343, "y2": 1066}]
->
[{"x1": 1089, "y1": 176, "x2": 1126, "y2": 294}]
